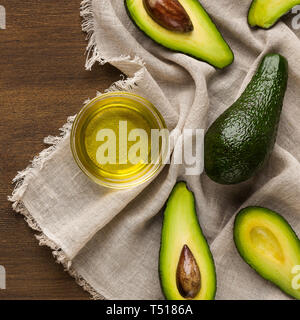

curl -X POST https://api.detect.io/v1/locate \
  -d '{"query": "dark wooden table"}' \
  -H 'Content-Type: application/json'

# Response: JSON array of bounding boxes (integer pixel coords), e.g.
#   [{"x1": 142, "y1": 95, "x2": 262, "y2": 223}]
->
[{"x1": 0, "y1": 0, "x2": 120, "y2": 299}]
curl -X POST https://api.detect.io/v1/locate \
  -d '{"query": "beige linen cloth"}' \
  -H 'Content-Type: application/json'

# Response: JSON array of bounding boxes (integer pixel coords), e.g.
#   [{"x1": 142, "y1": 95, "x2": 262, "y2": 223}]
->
[{"x1": 9, "y1": 0, "x2": 300, "y2": 299}]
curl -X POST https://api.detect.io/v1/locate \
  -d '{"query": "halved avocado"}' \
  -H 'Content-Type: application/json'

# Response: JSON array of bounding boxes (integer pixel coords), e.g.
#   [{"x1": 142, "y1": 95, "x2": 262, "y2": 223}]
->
[
  {"x1": 248, "y1": 0, "x2": 300, "y2": 29},
  {"x1": 159, "y1": 182, "x2": 216, "y2": 300},
  {"x1": 125, "y1": 0, "x2": 234, "y2": 69},
  {"x1": 234, "y1": 207, "x2": 300, "y2": 299}
]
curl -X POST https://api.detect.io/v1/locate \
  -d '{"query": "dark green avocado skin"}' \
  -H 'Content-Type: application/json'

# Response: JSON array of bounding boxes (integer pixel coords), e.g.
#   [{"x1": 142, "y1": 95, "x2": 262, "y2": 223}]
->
[{"x1": 204, "y1": 54, "x2": 288, "y2": 184}]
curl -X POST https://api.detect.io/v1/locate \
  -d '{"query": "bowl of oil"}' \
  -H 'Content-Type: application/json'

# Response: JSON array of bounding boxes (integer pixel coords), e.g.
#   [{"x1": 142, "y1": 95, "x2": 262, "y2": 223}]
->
[{"x1": 70, "y1": 92, "x2": 168, "y2": 189}]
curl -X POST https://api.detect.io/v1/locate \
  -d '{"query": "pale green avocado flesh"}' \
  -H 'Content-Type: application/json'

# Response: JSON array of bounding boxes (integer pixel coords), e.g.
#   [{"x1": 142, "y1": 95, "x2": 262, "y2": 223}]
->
[
  {"x1": 234, "y1": 207, "x2": 300, "y2": 299},
  {"x1": 125, "y1": 0, "x2": 234, "y2": 68},
  {"x1": 159, "y1": 182, "x2": 216, "y2": 300},
  {"x1": 248, "y1": 0, "x2": 300, "y2": 29}
]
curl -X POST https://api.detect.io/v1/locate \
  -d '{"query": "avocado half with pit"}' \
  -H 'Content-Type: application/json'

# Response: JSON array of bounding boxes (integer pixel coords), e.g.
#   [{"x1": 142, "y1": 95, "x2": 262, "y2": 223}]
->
[
  {"x1": 234, "y1": 207, "x2": 300, "y2": 299},
  {"x1": 159, "y1": 182, "x2": 216, "y2": 300},
  {"x1": 248, "y1": 0, "x2": 300, "y2": 29},
  {"x1": 125, "y1": 0, "x2": 234, "y2": 69}
]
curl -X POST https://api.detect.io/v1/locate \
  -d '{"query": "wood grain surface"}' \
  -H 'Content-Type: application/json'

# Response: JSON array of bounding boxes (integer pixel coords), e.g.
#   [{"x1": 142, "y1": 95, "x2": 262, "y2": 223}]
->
[{"x1": 0, "y1": 0, "x2": 120, "y2": 299}]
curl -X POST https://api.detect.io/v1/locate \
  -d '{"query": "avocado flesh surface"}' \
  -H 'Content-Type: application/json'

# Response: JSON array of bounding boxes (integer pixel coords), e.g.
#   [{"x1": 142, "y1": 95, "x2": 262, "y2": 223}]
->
[
  {"x1": 204, "y1": 53, "x2": 288, "y2": 185},
  {"x1": 125, "y1": 0, "x2": 233, "y2": 68},
  {"x1": 159, "y1": 182, "x2": 216, "y2": 300},
  {"x1": 248, "y1": 0, "x2": 300, "y2": 29},
  {"x1": 234, "y1": 207, "x2": 300, "y2": 300}
]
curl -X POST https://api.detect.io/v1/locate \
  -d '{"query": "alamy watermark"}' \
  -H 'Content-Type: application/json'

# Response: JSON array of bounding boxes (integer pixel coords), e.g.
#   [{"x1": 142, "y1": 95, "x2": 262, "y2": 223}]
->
[
  {"x1": 0, "y1": 265, "x2": 6, "y2": 290},
  {"x1": 0, "y1": 5, "x2": 300, "y2": 31},
  {"x1": 292, "y1": 5, "x2": 300, "y2": 30},
  {"x1": 95, "y1": 121, "x2": 204, "y2": 176},
  {"x1": 0, "y1": 5, "x2": 5, "y2": 30},
  {"x1": 291, "y1": 265, "x2": 300, "y2": 290}
]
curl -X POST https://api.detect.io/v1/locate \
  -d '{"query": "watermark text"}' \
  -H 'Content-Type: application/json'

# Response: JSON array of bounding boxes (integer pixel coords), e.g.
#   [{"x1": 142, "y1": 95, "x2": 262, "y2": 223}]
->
[
  {"x1": 291, "y1": 265, "x2": 300, "y2": 290},
  {"x1": 292, "y1": 5, "x2": 300, "y2": 30},
  {"x1": 0, "y1": 265, "x2": 6, "y2": 290},
  {"x1": 94, "y1": 121, "x2": 204, "y2": 176},
  {"x1": 0, "y1": 5, "x2": 5, "y2": 30}
]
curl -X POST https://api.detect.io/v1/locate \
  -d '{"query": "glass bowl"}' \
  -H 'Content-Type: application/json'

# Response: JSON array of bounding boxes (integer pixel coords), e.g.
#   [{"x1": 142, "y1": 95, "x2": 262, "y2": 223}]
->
[{"x1": 70, "y1": 92, "x2": 168, "y2": 189}]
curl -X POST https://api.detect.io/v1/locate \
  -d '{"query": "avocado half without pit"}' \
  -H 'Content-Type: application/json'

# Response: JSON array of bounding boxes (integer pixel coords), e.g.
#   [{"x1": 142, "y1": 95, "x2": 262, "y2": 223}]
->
[
  {"x1": 159, "y1": 182, "x2": 216, "y2": 300},
  {"x1": 125, "y1": 0, "x2": 234, "y2": 68},
  {"x1": 248, "y1": 0, "x2": 300, "y2": 29},
  {"x1": 234, "y1": 207, "x2": 300, "y2": 299}
]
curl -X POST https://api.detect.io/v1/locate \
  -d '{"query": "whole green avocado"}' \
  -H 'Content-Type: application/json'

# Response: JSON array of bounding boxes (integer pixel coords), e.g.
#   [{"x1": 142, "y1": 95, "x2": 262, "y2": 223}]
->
[{"x1": 204, "y1": 53, "x2": 288, "y2": 185}]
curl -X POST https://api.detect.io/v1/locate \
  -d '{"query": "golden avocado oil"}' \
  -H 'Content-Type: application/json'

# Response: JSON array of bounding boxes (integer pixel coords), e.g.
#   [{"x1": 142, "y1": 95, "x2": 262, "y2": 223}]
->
[{"x1": 71, "y1": 92, "x2": 168, "y2": 189}]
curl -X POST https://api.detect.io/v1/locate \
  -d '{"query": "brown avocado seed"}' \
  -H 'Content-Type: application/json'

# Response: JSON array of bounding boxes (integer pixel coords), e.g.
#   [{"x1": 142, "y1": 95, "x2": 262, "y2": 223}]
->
[
  {"x1": 176, "y1": 244, "x2": 201, "y2": 299},
  {"x1": 143, "y1": 0, "x2": 194, "y2": 33}
]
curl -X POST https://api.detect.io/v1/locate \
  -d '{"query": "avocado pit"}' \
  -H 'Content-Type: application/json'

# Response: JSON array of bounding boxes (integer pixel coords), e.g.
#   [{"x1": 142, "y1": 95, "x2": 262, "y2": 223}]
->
[
  {"x1": 176, "y1": 244, "x2": 201, "y2": 299},
  {"x1": 143, "y1": 0, "x2": 193, "y2": 32}
]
